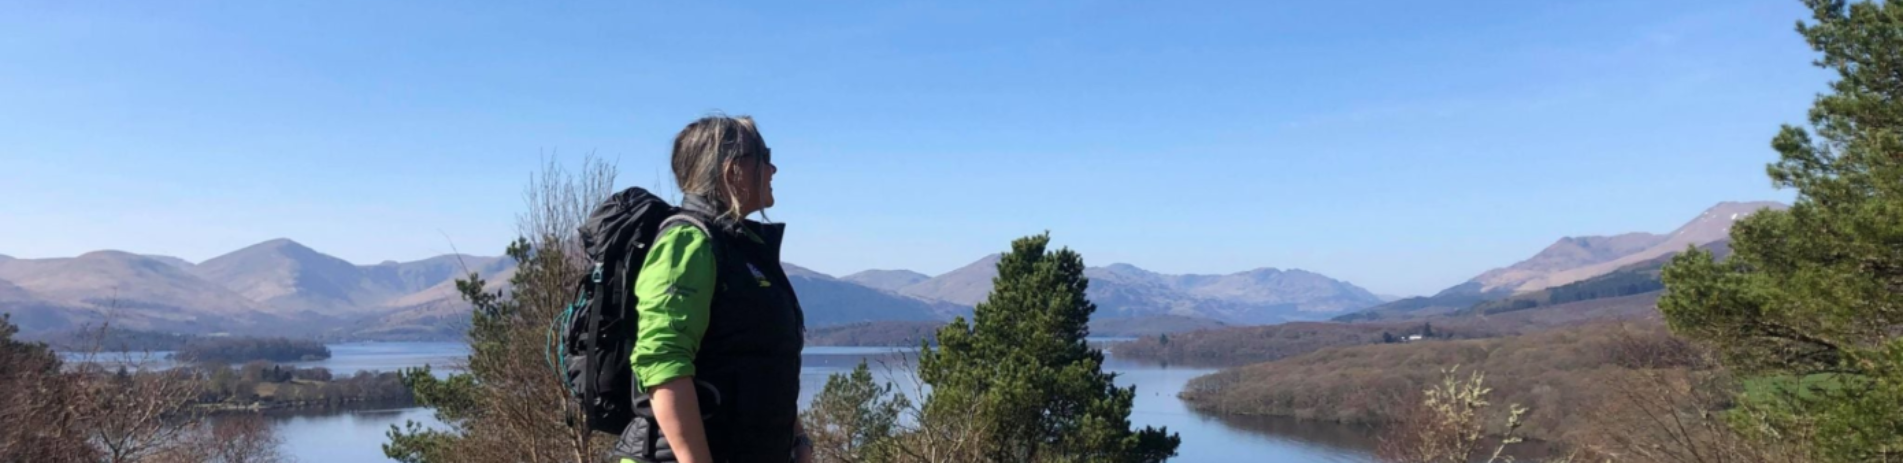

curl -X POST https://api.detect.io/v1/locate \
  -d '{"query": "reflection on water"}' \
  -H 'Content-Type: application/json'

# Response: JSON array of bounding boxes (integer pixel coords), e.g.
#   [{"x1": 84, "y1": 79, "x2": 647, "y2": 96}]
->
[
  {"x1": 1102, "y1": 358, "x2": 1375, "y2": 463},
  {"x1": 257, "y1": 342, "x2": 1380, "y2": 463},
  {"x1": 1206, "y1": 414, "x2": 1383, "y2": 460}
]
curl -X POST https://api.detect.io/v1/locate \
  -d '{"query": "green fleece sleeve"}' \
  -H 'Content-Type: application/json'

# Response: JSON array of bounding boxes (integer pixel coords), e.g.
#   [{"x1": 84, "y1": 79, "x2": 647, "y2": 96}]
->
[{"x1": 630, "y1": 225, "x2": 717, "y2": 392}]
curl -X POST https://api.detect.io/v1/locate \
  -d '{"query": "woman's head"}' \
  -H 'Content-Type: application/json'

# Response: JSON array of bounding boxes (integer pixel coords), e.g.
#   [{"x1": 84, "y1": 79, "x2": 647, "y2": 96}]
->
[{"x1": 671, "y1": 114, "x2": 777, "y2": 221}]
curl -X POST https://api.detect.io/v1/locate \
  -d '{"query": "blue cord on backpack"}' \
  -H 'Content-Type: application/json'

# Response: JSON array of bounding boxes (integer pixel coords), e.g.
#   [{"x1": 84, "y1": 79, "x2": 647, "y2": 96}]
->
[
  {"x1": 549, "y1": 262, "x2": 607, "y2": 395},
  {"x1": 548, "y1": 292, "x2": 585, "y2": 395}
]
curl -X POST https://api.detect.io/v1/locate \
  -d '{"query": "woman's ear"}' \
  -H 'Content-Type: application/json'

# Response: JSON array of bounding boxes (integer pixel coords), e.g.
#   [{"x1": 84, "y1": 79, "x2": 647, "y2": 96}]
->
[
  {"x1": 722, "y1": 161, "x2": 747, "y2": 194},
  {"x1": 722, "y1": 161, "x2": 738, "y2": 183}
]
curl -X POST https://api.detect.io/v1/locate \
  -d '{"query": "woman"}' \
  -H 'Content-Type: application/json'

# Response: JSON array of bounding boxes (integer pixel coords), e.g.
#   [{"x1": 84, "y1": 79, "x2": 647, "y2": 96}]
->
[{"x1": 613, "y1": 115, "x2": 810, "y2": 463}]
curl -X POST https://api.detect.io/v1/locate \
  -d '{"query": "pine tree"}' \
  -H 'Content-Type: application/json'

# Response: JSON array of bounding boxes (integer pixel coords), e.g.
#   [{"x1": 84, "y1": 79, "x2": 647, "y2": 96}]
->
[
  {"x1": 916, "y1": 233, "x2": 1180, "y2": 462},
  {"x1": 1659, "y1": 1, "x2": 1903, "y2": 460},
  {"x1": 801, "y1": 361, "x2": 908, "y2": 463}
]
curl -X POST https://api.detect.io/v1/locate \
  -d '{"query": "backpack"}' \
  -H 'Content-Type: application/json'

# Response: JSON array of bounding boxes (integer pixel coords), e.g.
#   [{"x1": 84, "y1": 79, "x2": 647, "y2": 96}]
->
[{"x1": 555, "y1": 187, "x2": 709, "y2": 434}]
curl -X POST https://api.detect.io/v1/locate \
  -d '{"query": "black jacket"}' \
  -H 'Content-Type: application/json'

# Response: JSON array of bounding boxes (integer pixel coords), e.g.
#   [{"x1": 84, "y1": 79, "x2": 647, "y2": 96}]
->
[{"x1": 613, "y1": 196, "x2": 806, "y2": 463}]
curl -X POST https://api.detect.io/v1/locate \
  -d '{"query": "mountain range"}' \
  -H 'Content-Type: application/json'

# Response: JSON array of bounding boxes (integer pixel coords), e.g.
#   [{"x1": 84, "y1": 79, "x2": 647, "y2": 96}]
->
[
  {"x1": 3, "y1": 200, "x2": 1778, "y2": 339},
  {"x1": 0, "y1": 238, "x2": 1380, "y2": 339},
  {"x1": 892, "y1": 255, "x2": 1384, "y2": 325},
  {"x1": 1336, "y1": 201, "x2": 1785, "y2": 321},
  {"x1": 0, "y1": 243, "x2": 515, "y2": 338}
]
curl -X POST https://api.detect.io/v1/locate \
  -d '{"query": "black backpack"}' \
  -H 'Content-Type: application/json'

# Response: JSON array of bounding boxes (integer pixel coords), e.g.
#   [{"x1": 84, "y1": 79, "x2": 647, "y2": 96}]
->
[{"x1": 556, "y1": 187, "x2": 710, "y2": 434}]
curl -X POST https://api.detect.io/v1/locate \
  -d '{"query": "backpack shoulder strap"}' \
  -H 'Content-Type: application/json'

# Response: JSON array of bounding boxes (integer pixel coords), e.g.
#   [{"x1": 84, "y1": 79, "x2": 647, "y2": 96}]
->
[
  {"x1": 658, "y1": 214, "x2": 730, "y2": 291},
  {"x1": 659, "y1": 214, "x2": 710, "y2": 237}
]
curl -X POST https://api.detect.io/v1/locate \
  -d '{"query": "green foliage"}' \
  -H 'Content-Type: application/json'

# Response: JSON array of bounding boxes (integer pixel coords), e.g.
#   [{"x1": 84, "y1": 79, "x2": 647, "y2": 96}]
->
[
  {"x1": 0, "y1": 313, "x2": 57, "y2": 371},
  {"x1": 801, "y1": 361, "x2": 909, "y2": 463},
  {"x1": 384, "y1": 420, "x2": 459, "y2": 463},
  {"x1": 384, "y1": 238, "x2": 533, "y2": 462},
  {"x1": 1740, "y1": 373, "x2": 1849, "y2": 403},
  {"x1": 398, "y1": 365, "x2": 480, "y2": 421},
  {"x1": 1659, "y1": 1, "x2": 1903, "y2": 460},
  {"x1": 182, "y1": 362, "x2": 408, "y2": 408},
  {"x1": 916, "y1": 233, "x2": 1180, "y2": 462}
]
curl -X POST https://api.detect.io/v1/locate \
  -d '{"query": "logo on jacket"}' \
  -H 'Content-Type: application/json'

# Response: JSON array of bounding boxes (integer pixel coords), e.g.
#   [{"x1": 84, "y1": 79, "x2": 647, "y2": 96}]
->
[{"x1": 747, "y1": 263, "x2": 771, "y2": 288}]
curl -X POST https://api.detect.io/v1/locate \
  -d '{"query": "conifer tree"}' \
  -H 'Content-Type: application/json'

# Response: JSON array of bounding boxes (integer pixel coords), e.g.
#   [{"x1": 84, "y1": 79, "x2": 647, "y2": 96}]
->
[
  {"x1": 916, "y1": 233, "x2": 1180, "y2": 462},
  {"x1": 1659, "y1": 1, "x2": 1903, "y2": 460}
]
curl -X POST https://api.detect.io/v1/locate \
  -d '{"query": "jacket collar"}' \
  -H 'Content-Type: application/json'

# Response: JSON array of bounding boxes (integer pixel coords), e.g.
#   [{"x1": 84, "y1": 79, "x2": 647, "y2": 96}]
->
[{"x1": 681, "y1": 194, "x2": 786, "y2": 260}]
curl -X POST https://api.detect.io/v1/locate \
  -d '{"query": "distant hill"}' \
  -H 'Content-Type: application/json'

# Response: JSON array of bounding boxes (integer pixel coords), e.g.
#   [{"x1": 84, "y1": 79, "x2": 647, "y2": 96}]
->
[
  {"x1": 841, "y1": 269, "x2": 931, "y2": 293},
  {"x1": 0, "y1": 239, "x2": 518, "y2": 339},
  {"x1": 1332, "y1": 282, "x2": 1502, "y2": 322},
  {"x1": 1336, "y1": 201, "x2": 1781, "y2": 322},
  {"x1": 1512, "y1": 201, "x2": 1781, "y2": 292},
  {"x1": 348, "y1": 297, "x2": 476, "y2": 341},
  {"x1": 376, "y1": 259, "x2": 515, "y2": 310},
  {"x1": 1347, "y1": 239, "x2": 1735, "y2": 325},
  {"x1": 191, "y1": 239, "x2": 403, "y2": 317},
  {"x1": 0, "y1": 279, "x2": 28, "y2": 301},
  {"x1": 783, "y1": 264, "x2": 944, "y2": 327},
  {"x1": 900, "y1": 256, "x2": 1381, "y2": 325},
  {"x1": 899, "y1": 254, "x2": 1002, "y2": 306},
  {"x1": 0, "y1": 251, "x2": 282, "y2": 334},
  {"x1": 141, "y1": 255, "x2": 197, "y2": 271},
  {"x1": 1170, "y1": 267, "x2": 1383, "y2": 314},
  {"x1": 806, "y1": 320, "x2": 944, "y2": 347},
  {"x1": 192, "y1": 238, "x2": 513, "y2": 324},
  {"x1": 353, "y1": 264, "x2": 514, "y2": 341},
  {"x1": 360, "y1": 254, "x2": 511, "y2": 295},
  {"x1": 1091, "y1": 261, "x2": 1365, "y2": 322},
  {"x1": 1460, "y1": 239, "x2": 1728, "y2": 318},
  {"x1": 0, "y1": 278, "x2": 75, "y2": 333},
  {"x1": 1469, "y1": 233, "x2": 1664, "y2": 293}
]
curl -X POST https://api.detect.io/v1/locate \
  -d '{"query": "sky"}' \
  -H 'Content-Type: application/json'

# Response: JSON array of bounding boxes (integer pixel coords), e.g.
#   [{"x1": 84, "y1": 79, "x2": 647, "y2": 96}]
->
[{"x1": 0, "y1": 0, "x2": 1824, "y2": 296}]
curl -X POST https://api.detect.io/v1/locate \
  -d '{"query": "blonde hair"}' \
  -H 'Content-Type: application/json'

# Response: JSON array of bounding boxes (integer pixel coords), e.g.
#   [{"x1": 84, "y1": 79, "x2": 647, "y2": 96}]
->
[{"x1": 671, "y1": 114, "x2": 770, "y2": 222}]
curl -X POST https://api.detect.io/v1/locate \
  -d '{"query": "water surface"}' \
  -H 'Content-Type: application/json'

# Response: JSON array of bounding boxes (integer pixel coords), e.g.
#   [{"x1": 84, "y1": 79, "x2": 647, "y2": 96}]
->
[{"x1": 202, "y1": 342, "x2": 1380, "y2": 462}]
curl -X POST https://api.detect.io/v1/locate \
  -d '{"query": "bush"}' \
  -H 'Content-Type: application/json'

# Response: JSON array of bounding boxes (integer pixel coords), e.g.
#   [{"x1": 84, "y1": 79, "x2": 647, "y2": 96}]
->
[{"x1": 1180, "y1": 322, "x2": 1697, "y2": 443}]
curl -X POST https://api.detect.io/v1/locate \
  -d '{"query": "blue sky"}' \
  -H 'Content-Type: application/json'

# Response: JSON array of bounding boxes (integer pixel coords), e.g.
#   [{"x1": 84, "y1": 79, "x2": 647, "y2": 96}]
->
[{"x1": 1, "y1": 1, "x2": 1821, "y2": 296}]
